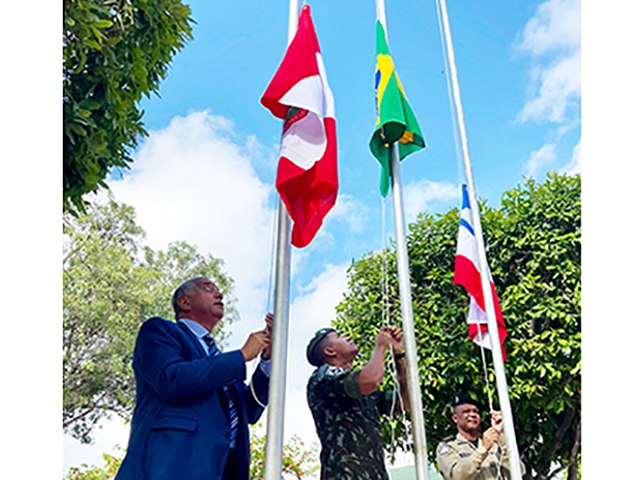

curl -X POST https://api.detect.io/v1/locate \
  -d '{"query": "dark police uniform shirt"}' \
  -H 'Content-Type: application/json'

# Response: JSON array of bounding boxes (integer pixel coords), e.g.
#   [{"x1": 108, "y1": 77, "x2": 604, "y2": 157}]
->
[{"x1": 307, "y1": 364, "x2": 395, "y2": 480}]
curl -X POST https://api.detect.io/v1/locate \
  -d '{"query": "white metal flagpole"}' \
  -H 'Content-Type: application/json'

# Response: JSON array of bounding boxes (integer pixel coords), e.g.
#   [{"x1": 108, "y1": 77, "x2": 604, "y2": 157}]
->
[
  {"x1": 375, "y1": 1, "x2": 430, "y2": 478},
  {"x1": 263, "y1": 1, "x2": 299, "y2": 478},
  {"x1": 390, "y1": 144, "x2": 431, "y2": 480},
  {"x1": 435, "y1": 0, "x2": 523, "y2": 478}
]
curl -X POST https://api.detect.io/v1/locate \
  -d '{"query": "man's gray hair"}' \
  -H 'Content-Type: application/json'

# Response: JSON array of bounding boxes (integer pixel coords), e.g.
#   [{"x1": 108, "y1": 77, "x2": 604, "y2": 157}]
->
[{"x1": 171, "y1": 278, "x2": 201, "y2": 318}]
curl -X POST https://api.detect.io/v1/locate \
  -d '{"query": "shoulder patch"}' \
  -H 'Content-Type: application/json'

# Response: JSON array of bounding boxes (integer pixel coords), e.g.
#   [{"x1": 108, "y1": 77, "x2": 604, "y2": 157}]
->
[
  {"x1": 316, "y1": 364, "x2": 347, "y2": 381},
  {"x1": 437, "y1": 443, "x2": 453, "y2": 456}
]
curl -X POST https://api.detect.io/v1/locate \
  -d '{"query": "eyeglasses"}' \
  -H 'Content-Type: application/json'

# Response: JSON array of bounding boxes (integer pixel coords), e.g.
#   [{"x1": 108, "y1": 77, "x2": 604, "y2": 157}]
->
[{"x1": 197, "y1": 281, "x2": 221, "y2": 295}]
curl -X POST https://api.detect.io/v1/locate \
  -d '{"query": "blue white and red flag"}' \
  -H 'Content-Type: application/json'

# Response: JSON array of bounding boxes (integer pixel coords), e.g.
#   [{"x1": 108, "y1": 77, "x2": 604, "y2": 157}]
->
[{"x1": 453, "y1": 184, "x2": 507, "y2": 360}]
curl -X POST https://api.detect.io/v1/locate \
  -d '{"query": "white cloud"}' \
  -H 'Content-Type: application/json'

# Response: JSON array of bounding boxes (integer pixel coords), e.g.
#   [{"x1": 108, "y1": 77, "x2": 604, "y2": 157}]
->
[
  {"x1": 325, "y1": 192, "x2": 369, "y2": 233},
  {"x1": 515, "y1": 0, "x2": 581, "y2": 180},
  {"x1": 108, "y1": 110, "x2": 277, "y2": 335},
  {"x1": 559, "y1": 139, "x2": 581, "y2": 175},
  {"x1": 402, "y1": 179, "x2": 459, "y2": 223},
  {"x1": 515, "y1": 0, "x2": 581, "y2": 125},
  {"x1": 515, "y1": 0, "x2": 580, "y2": 57},
  {"x1": 517, "y1": 50, "x2": 581, "y2": 124},
  {"x1": 525, "y1": 143, "x2": 557, "y2": 177}
]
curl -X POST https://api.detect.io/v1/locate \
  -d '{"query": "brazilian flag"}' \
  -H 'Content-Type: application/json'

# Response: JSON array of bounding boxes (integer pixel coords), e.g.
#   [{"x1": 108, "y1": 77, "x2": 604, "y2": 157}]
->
[{"x1": 370, "y1": 20, "x2": 426, "y2": 196}]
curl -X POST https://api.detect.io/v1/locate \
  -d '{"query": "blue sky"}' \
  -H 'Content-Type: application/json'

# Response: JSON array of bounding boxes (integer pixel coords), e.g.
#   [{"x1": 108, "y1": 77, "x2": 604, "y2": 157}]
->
[
  {"x1": 12, "y1": 0, "x2": 640, "y2": 478},
  {"x1": 114, "y1": 0, "x2": 581, "y2": 299},
  {"x1": 58, "y1": 0, "x2": 583, "y2": 473}
]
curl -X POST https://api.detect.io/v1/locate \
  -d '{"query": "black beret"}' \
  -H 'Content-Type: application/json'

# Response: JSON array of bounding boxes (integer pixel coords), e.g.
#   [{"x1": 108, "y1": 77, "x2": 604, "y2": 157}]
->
[
  {"x1": 306, "y1": 328, "x2": 336, "y2": 366},
  {"x1": 452, "y1": 394, "x2": 482, "y2": 410}
]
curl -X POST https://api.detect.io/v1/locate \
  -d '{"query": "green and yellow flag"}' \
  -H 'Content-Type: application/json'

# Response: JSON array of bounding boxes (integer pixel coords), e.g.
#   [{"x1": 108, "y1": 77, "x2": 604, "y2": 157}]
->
[{"x1": 369, "y1": 20, "x2": 426, "y2": 196}]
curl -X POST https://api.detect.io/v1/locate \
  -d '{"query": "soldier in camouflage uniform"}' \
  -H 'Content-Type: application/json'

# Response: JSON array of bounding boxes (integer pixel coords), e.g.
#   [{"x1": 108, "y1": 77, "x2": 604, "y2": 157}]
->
[
  {"x1": 436, "y1": 395, "x2": 525, "y2": 480},
  {"x1": 306, "y1": 326, "x2": 408, "y2": 480}
]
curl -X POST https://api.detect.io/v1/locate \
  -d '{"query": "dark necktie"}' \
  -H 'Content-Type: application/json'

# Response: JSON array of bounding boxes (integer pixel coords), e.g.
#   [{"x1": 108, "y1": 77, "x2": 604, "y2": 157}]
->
[{"x1": 202, "y1": 334, "x2": 239, "y2": 448}]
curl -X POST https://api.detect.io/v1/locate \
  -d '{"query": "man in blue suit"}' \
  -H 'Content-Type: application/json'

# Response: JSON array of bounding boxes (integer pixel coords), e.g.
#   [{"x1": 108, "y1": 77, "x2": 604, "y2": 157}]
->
[{"x1": 116, "y1": 276, "x2": 272, "y2": 480}]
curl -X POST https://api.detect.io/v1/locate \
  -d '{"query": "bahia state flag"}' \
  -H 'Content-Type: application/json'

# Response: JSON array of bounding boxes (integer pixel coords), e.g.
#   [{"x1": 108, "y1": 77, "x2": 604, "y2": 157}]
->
[
  {"x1": 453, "y1": 184, "x2": 507, "y2": 360},
  {"x1": 260, "y1": 5, "x2": 338, "y2": 248},
  {"x1": 369, "y1": 20, "x2": 425, "y2": 197}
]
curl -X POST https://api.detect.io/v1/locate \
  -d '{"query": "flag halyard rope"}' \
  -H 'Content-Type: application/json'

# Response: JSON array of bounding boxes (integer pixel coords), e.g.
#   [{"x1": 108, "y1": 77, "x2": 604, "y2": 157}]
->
[
  {"x1": 433, "y1": 0, "x2": 497, "y2": 419},
  {"x1": 380, "y1": 195, "x2": 413, "y2": 461}
]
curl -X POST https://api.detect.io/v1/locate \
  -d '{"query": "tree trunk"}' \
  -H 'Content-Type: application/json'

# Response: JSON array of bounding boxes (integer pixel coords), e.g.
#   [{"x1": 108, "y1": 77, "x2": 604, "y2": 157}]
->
[{"x1": 567, "y1": 422, "x2": 581, "y2": 480}]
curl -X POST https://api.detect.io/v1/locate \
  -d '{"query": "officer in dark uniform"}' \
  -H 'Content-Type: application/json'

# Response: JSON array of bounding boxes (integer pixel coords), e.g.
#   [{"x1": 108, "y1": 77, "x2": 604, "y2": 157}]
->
[
  {"x1": 436, "y1": 395, "x2": 524, "y2": 480},
  {"x1": 306, "y1": 326, "x2": 409, "y2": 480}
]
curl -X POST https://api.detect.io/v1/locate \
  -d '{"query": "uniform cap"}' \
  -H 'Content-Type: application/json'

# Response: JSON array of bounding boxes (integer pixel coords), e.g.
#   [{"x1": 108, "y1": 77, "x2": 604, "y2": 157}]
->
[
  {"x1": 452, "y1": 394, "x2": 482, "y2": 410},
  {"x1": 306, "y1": 328, "x2": 336, "y2": 366}
]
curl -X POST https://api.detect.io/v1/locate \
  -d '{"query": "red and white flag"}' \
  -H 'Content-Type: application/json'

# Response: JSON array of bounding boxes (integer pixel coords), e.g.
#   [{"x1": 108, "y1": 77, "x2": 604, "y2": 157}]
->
[
  {"x1": 260, "y1": 5, "x2": 338, "y2": 248},
  {"x1": 453, "y1": 184, "x2": 507, "y2": 360}
]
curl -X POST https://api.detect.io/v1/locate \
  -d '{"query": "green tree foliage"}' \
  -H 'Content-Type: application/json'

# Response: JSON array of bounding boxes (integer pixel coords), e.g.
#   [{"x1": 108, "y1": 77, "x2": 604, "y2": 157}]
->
[
  {"x1": 63, "y1": 196, "x2": 236, "y2": 443},
  {"x1": 249, "y1": 424, "x2": 321, "y2": 480},
  {"x1": 63, "y1": 0, "x2": 193, "y2": 214},
  {"x1": 333, "y1": 173, "x2": 581, "y2": 480},
  {"x1": 64, "y1": 426, "x2": 320, "y2": 480},
  {"x1": 65, "y1": 447, "x2": 124, "y2": 480}
]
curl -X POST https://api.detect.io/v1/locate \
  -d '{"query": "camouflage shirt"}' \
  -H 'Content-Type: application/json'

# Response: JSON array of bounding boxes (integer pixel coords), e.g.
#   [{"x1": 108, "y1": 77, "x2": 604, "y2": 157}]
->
[{"x1": 307, "y1": 364, "x2": 394, "y2": 480}]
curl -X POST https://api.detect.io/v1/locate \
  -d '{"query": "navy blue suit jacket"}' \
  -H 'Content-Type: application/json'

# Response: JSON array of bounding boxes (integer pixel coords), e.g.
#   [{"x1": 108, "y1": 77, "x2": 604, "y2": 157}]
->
[{"x1": 115, "y1": 317, "x2": 269, "y2": 480}]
